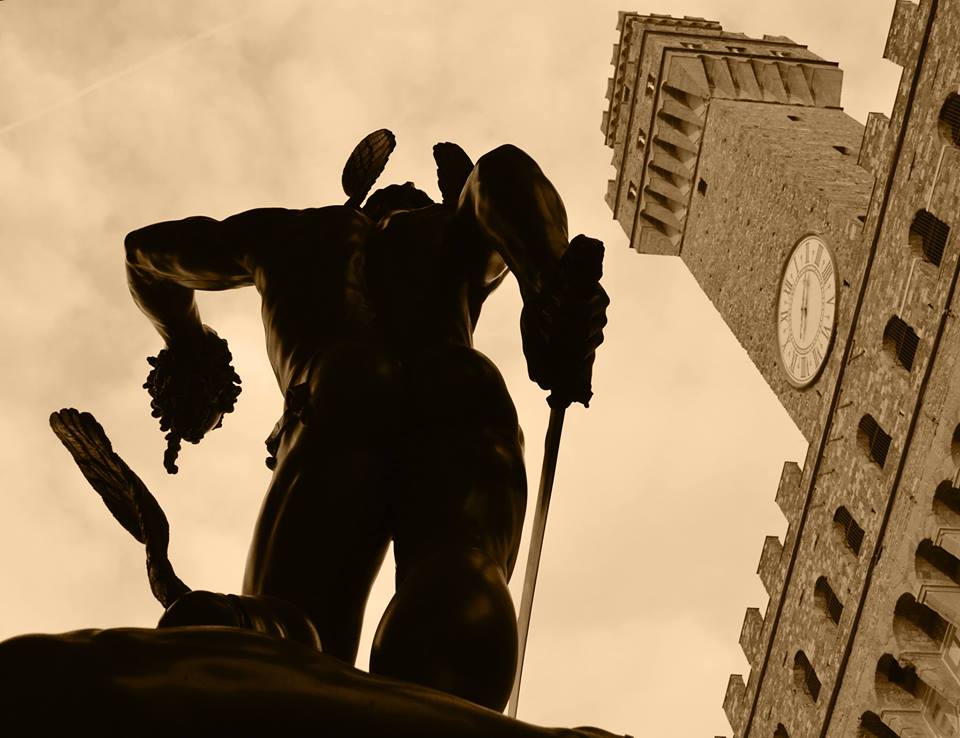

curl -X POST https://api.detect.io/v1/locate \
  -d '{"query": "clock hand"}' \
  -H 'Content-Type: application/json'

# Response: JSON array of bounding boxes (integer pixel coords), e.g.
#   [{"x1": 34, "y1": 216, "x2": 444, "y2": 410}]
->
[{"x1": 800, "y1": 274, "x2": 809, "y2": 339}]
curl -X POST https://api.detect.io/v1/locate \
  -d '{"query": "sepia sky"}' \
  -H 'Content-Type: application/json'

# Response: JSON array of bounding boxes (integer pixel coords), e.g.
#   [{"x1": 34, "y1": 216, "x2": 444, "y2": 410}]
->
[{"x1": 0, "y1": 1, "x2": 901, "y2": 734}]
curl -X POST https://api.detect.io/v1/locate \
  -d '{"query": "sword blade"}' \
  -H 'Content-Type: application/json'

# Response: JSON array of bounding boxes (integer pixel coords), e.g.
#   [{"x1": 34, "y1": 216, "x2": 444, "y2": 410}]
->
[{"x1": 507, "y1": 404, "x2": 566, "y2": 718}]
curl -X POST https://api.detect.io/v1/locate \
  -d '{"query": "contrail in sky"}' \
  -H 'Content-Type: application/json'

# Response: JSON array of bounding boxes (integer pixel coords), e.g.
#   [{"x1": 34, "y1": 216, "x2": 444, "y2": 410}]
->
[{"x1": 0, "y1": 7, "x2": 260, "y2": 137}]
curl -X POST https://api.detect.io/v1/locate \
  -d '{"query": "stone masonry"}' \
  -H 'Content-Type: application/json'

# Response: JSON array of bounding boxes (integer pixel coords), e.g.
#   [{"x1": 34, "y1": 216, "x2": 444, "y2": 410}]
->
[{"x1": 603, "y1": 2, "x2": 960, "y2": 737}]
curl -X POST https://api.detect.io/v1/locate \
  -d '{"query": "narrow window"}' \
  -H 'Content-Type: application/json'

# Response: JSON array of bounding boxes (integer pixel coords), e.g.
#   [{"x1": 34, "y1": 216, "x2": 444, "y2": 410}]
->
[
  {"x1": 774, "y1": 725, "x2": 789, "y2": 738},
  {"x1": 645, "y1": 74, "x2": 656, "y2": 97},
  {"x1": 793, "y1": 651, "x2": 821, "y2": 701},
  {"x1": 940, "y1": 93, "x2": 960, "y2": 147},
  {"x1": 697, "y1": 178, "x2": 708, "y2": 196},
  {"x1": 814, "y1": 576, "x2": 844, "y2": 624},
  {"x1": 882, "y1": 316, "x2": 919, "y2": 370},
  {"x1": 859, "y1": 711, "x2": 901, "y2": 738},
  {"x1": 910, "y1": 209, "x2": 950, "y2": 267},
  {"x1": 787, "y1": 114, "x2": 801, "y2": 122},
  {"x1": 627, "y1": 182, "x2": 638, "y2": 201},
  {"x1": 622, "y1": 85, "x2": 632, "y2": 102},
  {"x1": 858, "y1": 414, "x2": 891, "y2": 468},
  {"x1": 833, "y1": 145, "x2": 851, "y2": 156},
  {"x1": 833, "y1": 507, "x2": 864, "y2": 556}
]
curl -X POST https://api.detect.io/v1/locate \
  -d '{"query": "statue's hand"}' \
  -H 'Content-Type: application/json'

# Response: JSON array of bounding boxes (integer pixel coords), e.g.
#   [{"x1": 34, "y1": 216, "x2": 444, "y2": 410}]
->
[
  {"x1": 521, "y1": 235, "x2": 608, "y2": 408},
  {"x1": 143, "y1": 326, "x2": 241, "y2": 473}
]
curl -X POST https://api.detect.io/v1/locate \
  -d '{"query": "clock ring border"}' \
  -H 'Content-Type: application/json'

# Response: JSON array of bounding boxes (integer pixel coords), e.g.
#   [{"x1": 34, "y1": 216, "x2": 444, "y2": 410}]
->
[{"x1": 775, "y1": 232, "x2": 839, "y2": 390}]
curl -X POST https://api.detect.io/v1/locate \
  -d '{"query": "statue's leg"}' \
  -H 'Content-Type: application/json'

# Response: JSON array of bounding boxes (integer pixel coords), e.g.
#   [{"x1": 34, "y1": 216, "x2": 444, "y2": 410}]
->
[
  {"x1": 370, "y1": 346, "x2": 527, "y2": 712},
  {"x1": 242, "y1": 343, "x2": 397, "y2": 666}
]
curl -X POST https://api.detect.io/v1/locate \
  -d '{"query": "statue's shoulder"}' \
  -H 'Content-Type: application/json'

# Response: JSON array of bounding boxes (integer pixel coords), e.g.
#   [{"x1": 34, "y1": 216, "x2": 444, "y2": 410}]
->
[
  {"x1": 254, "y1": 206, "x2": 373, "y2": 258},
  {"x1": 293, "y1": 205, "x2": 373, "y2": 233}
]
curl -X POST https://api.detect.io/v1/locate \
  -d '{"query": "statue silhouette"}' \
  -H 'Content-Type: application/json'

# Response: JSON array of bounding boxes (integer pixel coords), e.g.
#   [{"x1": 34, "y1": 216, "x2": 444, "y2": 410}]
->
[{"x1": 0, "y1": 133, "x2": 614, "y2": 735}]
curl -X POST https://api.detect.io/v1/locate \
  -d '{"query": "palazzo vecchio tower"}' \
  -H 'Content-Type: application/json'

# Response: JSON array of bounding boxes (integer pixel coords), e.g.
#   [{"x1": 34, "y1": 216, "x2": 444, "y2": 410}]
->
[{"x1": 602, "y1": 2, "x2": 960, "y2": 737}]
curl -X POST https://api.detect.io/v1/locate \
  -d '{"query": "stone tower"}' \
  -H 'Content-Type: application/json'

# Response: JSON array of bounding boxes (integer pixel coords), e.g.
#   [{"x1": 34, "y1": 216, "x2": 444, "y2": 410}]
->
[{"x1": 603, "y1": 2, "x2": 960, "y2": 737}]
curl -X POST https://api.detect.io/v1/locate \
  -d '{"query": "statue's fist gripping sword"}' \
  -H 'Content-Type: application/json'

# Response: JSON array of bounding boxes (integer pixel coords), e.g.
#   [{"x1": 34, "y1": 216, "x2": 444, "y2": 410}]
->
[{"x1": 509, "y1": 235, "x2": 606, "y2": 718}]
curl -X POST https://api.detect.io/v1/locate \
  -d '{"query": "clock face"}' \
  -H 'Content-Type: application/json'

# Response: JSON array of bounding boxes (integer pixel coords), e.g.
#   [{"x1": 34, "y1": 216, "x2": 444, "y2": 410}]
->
[{"x1": 777, "y1": 234, "x2": 837, "y2": 387}]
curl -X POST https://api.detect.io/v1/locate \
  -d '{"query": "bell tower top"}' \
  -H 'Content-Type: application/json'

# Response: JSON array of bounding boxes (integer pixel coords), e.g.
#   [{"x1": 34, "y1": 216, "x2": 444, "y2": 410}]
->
[{"x1": 601, "y1": 13, "x2": 874, "y2": 442}]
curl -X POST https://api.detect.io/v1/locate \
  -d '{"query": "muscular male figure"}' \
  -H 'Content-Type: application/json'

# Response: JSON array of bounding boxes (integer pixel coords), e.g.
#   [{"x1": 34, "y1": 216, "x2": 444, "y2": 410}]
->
[{"x1": 124, "y1": 133, "x2": 607, "y2": 711}]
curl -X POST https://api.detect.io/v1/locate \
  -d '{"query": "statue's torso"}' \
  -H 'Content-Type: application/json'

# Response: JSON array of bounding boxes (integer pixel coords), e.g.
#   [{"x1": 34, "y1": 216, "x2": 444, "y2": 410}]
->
[{"x1": 250, "y1": 204, "x2": 486, "y2": 394}]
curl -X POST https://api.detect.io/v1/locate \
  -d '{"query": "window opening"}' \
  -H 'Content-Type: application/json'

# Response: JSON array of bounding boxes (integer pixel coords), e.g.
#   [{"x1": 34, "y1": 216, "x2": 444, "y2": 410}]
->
[
  {"x1": 859, "y1": 711, "x2": 901, "y2": 738},
  {"x1": 793, "y1": 651, "x2": 821, "y2": 701},
  {"x1": 814, "y1": 576, "x2": 843, "y2": 624},
  {"x1": 939, "y1": 94, "x2": 960, "y2": 147},
  {"x1": 882, "y1": 316, "x2": 919, "y2": 371},
  {"x1": 645, "y1": 74, "x2": 656, "y2": 97},
  {"x1": 910, "y1": 210, "x2": 950, "y2": 267},
  {"x1": 858, "y1": 414, "x2": 891, "y2": 468},
  {"x1": 833, "y1": 506, "x2": 864, "y2": 555}
]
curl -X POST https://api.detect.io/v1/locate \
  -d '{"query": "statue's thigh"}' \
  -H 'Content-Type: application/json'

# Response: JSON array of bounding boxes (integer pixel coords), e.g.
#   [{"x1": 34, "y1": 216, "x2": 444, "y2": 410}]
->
[
  {"x1": 244, "y1": 419, "x2": 392, "y2": 663},
  {"x1": 394, "y1": 347, "x2": 528, "y2": 579}
]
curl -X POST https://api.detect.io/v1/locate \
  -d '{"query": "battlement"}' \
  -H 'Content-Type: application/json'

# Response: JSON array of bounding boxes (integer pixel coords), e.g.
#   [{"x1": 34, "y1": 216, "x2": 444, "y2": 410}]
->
[{"x1": 601, "y1": 15, "x2": 840, "y2": 262}]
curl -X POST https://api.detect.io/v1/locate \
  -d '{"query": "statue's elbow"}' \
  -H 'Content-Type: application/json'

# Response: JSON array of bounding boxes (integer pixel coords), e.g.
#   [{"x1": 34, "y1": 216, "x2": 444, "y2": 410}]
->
[
  {"x1": 124, "y1": 228, "x2": 149, "y2": 267},
  {"x1": 476, "y1": 144, "x2": 535, "y2": 176}
]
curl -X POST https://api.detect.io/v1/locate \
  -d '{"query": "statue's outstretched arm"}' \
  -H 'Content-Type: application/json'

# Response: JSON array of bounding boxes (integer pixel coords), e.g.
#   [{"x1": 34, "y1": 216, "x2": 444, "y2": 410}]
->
[
  {"x1": 125, "y1": 207, "x2": 293, "y2": 347},
  {"x1": 125, "y1": 208, "x2": 297, "y2": 471}
]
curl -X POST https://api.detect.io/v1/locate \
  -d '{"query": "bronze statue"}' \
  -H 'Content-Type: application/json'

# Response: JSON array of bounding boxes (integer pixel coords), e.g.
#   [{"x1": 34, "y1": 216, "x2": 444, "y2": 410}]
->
[
  {"x1": 125, "y1": 130, "x2": 607, "y2": 710},
  {"x1": 0, "y1": 132, "x2": 616, "y2": 734}
]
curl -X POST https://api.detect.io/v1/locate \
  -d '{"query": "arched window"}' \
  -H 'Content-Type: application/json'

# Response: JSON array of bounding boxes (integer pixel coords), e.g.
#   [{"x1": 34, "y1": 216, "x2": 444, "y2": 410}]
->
[
  {"x1": 774, "y1": 724, "x2": 789, "y2": 738},
  {"x1": 858, "y1": 414, "x2": 892, "y2": 468},
  {"x1": 814, "y1": 576, "x2": 844, "y2": 624},
  {"x1": 933, "y1": 480, "x2": 960, "y2": 526},
  {"x1": 834, "y1": 506, "x2": 865, "y2": 556},
  {"x1": 876, "y1": 654, "x2": 924, "y2": 699},
  {"x1": 915, "y1": 539, "x2": 960, "y2": 585},
  {"x1": 909, "y1": 209, "x2": 950, "y2": 267},
  {"x1": 859, "y1": 711, "x2": 900, "y2": 738},
  {"x1": 793, "y1": 651, "x2": 821, "y2": 701},
  {"x1": 893, "y1": 593, "x2": 949, "y2": 648},
  {"x1": 882, "y1": 316, "x2": 919, "y2": 371}
]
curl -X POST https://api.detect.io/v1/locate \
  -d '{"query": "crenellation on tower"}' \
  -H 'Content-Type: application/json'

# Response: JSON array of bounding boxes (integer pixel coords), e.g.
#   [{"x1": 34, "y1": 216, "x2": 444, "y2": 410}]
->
[
  {"x1": 883, "y1": 0, "x2": 925, "y2": 68},
  {"x1": 775, "y1": 461, "x2": 804, "y2": 525},
  {"x1": 758, "y1": 535, "x2": 786, "y2": 597},
  {"x1": 724, "y1": 673, "x2": 749, "y2": 735},
  {"x1": 740, "y1": 607, "x2": 766, "y2": 669},
  {"x1": 859, "y1": 112, "x2": 893, "y2": 179}
]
